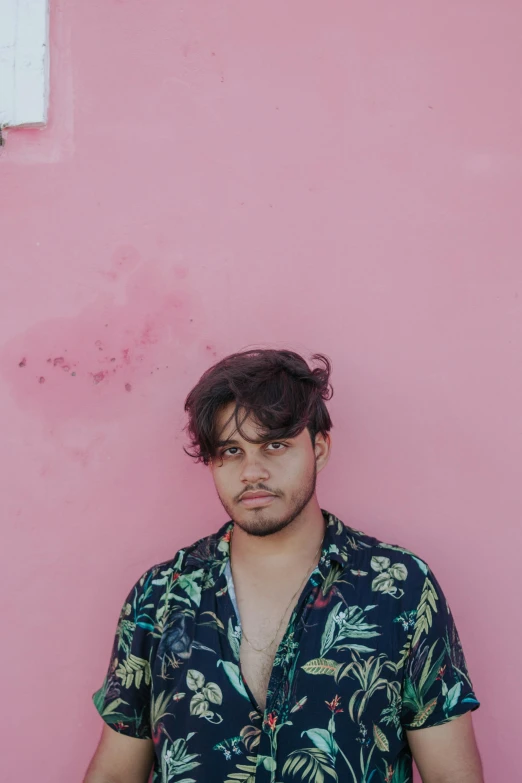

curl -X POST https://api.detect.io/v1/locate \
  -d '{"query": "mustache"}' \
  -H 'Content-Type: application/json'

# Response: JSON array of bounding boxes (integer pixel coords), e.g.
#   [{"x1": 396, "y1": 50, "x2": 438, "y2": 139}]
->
[{"x1": 235, "y1": 484, "x2": 281, "y2": 502}]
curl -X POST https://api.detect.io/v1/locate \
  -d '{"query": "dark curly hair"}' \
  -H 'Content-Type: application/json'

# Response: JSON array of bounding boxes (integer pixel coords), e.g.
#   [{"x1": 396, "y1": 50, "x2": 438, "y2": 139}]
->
[{"x1": 184, "y1": 348, "x2": 333, "y2": 465}]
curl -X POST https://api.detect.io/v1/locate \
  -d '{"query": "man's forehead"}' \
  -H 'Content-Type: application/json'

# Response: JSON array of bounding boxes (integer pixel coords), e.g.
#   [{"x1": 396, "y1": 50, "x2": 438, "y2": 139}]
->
[{"x1": 216, "y1": 405, "x2": 264, "y2": 442}]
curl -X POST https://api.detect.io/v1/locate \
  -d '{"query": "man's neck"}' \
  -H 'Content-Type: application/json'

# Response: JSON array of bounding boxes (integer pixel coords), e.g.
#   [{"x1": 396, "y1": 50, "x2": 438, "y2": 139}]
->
[{"x1": 229, "y1": 498, "x2": 326, "y2": 576}]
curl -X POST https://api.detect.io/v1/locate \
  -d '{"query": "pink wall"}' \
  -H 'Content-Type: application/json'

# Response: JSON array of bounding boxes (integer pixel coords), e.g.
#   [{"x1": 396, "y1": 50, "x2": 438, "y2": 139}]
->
[{"x1": 1, "y1": 1, "x2": 521, "y2": 780}]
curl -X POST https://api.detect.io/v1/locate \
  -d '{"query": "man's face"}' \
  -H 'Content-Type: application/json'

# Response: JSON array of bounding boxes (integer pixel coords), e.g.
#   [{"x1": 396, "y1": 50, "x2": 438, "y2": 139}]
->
[{"x1": 209, "y1": 403, "x2": 329, "y2": 537}]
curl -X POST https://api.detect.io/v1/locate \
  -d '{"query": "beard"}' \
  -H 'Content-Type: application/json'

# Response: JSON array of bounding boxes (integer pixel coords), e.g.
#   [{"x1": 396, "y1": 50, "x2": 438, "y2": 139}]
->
[{"x1": 217, "y1": 463, "x2": 317, "y2": 538}]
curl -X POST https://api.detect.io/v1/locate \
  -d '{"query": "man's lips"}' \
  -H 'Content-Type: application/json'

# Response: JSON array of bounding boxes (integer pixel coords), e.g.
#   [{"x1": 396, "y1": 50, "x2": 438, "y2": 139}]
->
[
  {"x1": 241, "y1": 491, "x2": 275, "y2": 500},
  {"x1": 239, "y1": 491, "x2": 277, "y2": 507}
]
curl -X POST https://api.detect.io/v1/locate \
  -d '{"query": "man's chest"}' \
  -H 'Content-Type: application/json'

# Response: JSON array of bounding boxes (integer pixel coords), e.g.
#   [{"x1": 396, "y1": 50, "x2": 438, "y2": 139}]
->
[
  {"x1": 150, "y1": 582, "x2": 406, "y2": 783},
  {"x1": 228, "y1": 563, "x2": 312, "y2": 712},
  {"x1": 236, "y1": 594, "x2": 297, "y2": 712}
]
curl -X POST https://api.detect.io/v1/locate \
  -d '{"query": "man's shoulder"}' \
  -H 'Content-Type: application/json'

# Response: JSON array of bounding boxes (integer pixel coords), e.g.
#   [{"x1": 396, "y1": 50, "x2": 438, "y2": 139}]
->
[
  {"x1": 338, "y1": 518, "x2": 432, "y2": 582},
  {"x1": 327, "y1": 519, "x2": 440, "y2": 614},
  {"x1": 132, "y1": 520, "x2": 231, "y2": 589}
]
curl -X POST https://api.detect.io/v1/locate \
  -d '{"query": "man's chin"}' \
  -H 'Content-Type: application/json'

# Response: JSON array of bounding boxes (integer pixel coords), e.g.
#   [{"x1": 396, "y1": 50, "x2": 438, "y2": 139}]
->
[
  {"x1": 219, "y1": 475, "x2": 316, "y2": 537},
  {"x1": 232, "y1": 511, "x2": 291, "y2": 538}
]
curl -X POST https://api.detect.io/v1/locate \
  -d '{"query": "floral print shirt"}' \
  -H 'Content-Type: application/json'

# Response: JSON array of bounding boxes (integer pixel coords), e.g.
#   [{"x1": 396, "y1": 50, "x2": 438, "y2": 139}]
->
[{"x1": 93, "y1": 511, "x2": 479, "y2": 783}]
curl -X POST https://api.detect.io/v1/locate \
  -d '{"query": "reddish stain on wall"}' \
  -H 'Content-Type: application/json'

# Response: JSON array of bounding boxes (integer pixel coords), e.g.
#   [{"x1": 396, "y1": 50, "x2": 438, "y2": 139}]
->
[{"x1": 0, "y1": 263, "x2": 198, "y2": 426}]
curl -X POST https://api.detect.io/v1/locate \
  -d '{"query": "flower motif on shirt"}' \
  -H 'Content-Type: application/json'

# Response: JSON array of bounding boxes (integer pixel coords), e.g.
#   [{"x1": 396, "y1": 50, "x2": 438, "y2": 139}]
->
[
  {"x1": 355, "y1": 721, "x2": 371, "y2": 748},
  {"x1": 187, "y1": 669, "x2": 224, "y2": 724},
  {"x1": 213, "y1": 736, "x2": 243, "y2": 760},
  {"x1": 325, "y1": 694, "x2": 343, "y2": 714},
  {"x1": 265, "y1": 712, "x2": 278, "y2": 731},
  {"x1": 370, "y1": 556, "x2": 408, "y2": 599},
  {"x1": 384, "y1": 764, "x2": 395, "y2": 783},
  {"x1": 393, "y1": 610, "x2": 417, "y2": 632},
  {"x1": 334, "y1": 610, "x2": 347, "y2": 625},
  {"x1": 91, "y1": 512, "x2": 482, "y2": 783},
  {"x1": 316, "y1": 602, "x2": 380, "y2": 658}
]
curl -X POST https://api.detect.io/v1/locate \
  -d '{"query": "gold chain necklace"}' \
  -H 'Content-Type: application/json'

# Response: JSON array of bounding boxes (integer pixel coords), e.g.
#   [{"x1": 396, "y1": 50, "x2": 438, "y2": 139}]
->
[{"x1": 236, "y1": 539, "x2": 323, "y2": 654}]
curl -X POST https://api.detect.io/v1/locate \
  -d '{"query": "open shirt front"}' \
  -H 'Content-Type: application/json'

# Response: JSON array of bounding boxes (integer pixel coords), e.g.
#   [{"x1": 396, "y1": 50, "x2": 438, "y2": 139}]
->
[{"x1": 93, "y1": 511, "x2": 479, "y2": 783}]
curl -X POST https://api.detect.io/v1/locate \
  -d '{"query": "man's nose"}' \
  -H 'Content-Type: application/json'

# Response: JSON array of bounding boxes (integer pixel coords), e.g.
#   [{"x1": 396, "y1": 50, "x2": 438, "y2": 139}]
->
[{"x1": 240, "y1": 454, "x2": 270, "y2": 483}]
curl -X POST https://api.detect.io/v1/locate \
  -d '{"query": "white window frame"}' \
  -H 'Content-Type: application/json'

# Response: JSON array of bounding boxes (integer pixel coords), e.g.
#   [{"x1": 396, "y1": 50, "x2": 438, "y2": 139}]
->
[{"x1": 0, "y1": 0, "x2": 50, "y2": 128}]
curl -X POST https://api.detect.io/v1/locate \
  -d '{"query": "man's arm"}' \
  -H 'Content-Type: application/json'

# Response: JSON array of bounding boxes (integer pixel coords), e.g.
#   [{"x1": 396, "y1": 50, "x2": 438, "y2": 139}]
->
[
  {"x1": 83, "y1": 724, "x2": 154, "y2": 783},
  {"x1": 407, "y1": 712, "x2": 483, "y2": 783}
]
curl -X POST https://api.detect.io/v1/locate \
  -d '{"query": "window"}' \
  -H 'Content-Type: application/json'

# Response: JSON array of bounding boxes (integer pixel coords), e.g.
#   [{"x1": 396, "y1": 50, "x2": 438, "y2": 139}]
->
[{"x1": 0, "y1": 0, "x2": 49, "y2": 128}]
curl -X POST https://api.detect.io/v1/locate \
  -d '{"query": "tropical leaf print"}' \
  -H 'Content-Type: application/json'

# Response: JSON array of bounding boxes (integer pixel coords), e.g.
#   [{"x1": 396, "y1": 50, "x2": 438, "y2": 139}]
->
[
  {"x1": 186, "y1": 669, "x2": 223, "y2": 723},
  {"x1": 116, "y1": 616, "x2": 136, "y2": 654},
  {"x1": 320, "y1": 604, "x2": 340, "y2": 655},
  {"x1": 370, "y1": 556, "x2": 391, "y2": 573},
  {"x1": 217, "y1": 660, "x2": 249, "y2": 699},
  {"x1": 175, "y1": 570, "x2": 204, "y2": 607},
  {"x1": 187, "y1": 670, "x2": 205, "y2": 691},
  {"x1": 199, "y1": 610, "x2": 225, "y2": 631},
  {"x1": 224, "y1": 755, "x2": 257, "y2": 783},
  {"x1": 291, "y1": 696, "x2": 308, "y2": 713},
  {"x1": 379, "y1": 695, "x2": 403, "y2": 740},
  {"x1": 190, "y1": 692, "x2": 210, "y2": 717},
  {"x1": 160, "y1": 733, "x2": 201, "y2": 783},
  {"x1": 411, "y1": 578, "x2": 438, "y2": 647},
  {"x1": 92, "y1": 694, "x2": 130, "y2": 724},
  {"x1": 442, "y1": 681, "x2": 463, "y2": 714},
  {"x1": 373, "y1": 723, "x2": 390, "y2": 752},
  {"x1": 203, "y1": 681, "x2": 223, "y2": 704},
  {"x1": 334, "y1": 651, "x2": 400, "y2": 723},
  {"x1": 370, "y1": 557, "x2": 408, "y2": 598},
  {"x1": 380, "y1": 756, "x2": 412, "y2": 783},
  {"x1": 388, "y1": 564, "x2": 408, "y2": 581},
  {"x1": 301, "y1": 658, "x2": 339, "y2": 676},
  {"x1": 418, "y1": 640, "x2": 444, "y2": 696},
  {"x1": 320, "y1": 561, "x2": 349, "y2": 599},
  {"x1": 282, "y1": 748, "x2": 338, "y2": 782},
  {"x1": 409, "y1": 697, "x2": 438, "y2": 728},
  {"x1": 151, "y1": 690, "x2": 176, "y2": 728},
  {"x1": 302, "y1": 728, "x2": 339, "y2": 761},
  {"x1": 93, "y1": 511, "x2": 479, "y2": 783},
  {"x1": 320, "y1": 603, "x2": 380, "y2": 657},
  {"x1": 402, "y1": 640, "x2": 445, "y2": 720},
  {"x1": 396, "y1": 639, "x2": 412, "y2": 672},
  {"x1": 115, "y1": 654, "x2": 151, "y2": 689},
  {"x1": 224, "y1": 754, "x2": 276, "y2": 782},
  {"x1": 240, "y1": 711, "x2": 262, "y2": 751}
]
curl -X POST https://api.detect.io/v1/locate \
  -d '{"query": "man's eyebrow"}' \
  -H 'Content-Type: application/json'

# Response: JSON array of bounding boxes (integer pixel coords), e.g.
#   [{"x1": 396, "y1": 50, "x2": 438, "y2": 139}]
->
[
  {"x1": 216, "y1": 433, "x2": 282, "y2": 448},
  {"x1": 216, "y1": 438, "x2": 239, "y2": 447}
]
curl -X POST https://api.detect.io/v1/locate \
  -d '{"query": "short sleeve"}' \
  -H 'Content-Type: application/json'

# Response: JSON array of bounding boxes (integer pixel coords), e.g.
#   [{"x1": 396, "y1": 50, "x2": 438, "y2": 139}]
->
[
  {"x1": 92, "y1": 569, "x2": 158, "y2": 739},
  {"x1": 401, "y1": 565, "x2": 480, "y2": 731}
]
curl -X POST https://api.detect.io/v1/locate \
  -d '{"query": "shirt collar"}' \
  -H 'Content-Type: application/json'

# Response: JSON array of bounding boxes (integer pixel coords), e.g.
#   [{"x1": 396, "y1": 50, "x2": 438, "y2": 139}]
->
[{"x1": 184, "y1": 509, "x2": 357, "y2": 574}]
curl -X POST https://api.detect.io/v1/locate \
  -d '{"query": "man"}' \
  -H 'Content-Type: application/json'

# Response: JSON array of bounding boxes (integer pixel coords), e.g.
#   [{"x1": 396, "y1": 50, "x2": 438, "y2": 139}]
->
[{"x1": 85, "y1": 349, "x2": 482, "y2": 783}]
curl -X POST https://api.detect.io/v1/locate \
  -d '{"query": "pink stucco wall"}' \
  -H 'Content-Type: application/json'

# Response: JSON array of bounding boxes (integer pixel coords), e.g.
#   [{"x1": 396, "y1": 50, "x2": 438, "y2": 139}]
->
[{"x1": 1, "y1": 2, "x2": 521, "y2": 780}]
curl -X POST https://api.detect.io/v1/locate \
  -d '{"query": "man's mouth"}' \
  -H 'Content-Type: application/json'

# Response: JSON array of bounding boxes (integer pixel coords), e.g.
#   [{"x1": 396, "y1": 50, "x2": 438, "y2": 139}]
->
[{"x1": 239, "y1": 491, "x2": 277, "y2": 508}]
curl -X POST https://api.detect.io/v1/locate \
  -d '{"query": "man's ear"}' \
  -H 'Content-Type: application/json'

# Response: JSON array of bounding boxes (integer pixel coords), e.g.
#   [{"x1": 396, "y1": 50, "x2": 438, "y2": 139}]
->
[{"x1": 314, "y1": 432, "x2": 331, "y2": 474}]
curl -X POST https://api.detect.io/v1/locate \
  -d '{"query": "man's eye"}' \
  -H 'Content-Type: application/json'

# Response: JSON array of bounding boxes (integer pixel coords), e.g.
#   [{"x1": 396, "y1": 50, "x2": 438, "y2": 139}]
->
[
  {"x1": 223, "y1": 447, "x2": 240, "y2": 456},
  {"x1": 267, "y1": 442, "x2": 286, "y2": 451}
]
